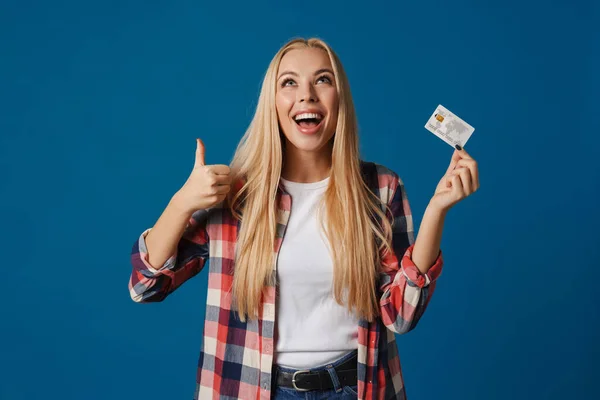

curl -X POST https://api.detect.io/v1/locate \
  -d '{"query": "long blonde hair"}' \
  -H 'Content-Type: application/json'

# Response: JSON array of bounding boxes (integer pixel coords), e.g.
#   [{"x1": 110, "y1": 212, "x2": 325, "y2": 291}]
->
[{"x1": 227, "y1": 38, "x2": 393, "y2": 322}]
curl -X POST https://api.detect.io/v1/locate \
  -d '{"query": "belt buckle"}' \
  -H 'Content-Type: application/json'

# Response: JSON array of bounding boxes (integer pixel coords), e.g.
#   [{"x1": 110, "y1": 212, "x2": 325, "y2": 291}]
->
[{"x1": 291, "y1": 370, "x2": 311, "y2": 392}]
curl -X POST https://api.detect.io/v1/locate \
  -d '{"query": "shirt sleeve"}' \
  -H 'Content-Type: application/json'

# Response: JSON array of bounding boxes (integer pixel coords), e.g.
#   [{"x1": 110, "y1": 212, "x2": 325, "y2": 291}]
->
[
  {"x1": 128, "y1": 209, "x2": 211, "y2": 303},
  {"x1": 378, "y1": 171, "x2": 444, "y2": 334}
]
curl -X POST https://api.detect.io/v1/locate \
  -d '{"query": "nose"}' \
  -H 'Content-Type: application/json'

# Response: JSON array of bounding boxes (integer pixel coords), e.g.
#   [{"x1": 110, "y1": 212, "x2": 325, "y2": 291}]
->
[
  {"x1": 300, "y1": 92, "x2": 317, "y2": 102},
  {"x1": 297, "y1": 81, "x2": 318, "y2": 103}
]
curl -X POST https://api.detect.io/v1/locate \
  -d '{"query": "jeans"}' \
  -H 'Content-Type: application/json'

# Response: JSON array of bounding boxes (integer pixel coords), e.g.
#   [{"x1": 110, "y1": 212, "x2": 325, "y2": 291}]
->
[{"x1": 271, "y1": 350, "x2": 359, "y2": 399}]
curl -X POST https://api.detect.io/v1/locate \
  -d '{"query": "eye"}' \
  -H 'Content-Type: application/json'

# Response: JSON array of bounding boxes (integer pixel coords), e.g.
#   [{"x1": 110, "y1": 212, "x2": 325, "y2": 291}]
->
[
  {"x1": 317, "y1": 75, "x2": 332, "y2": 84},
  {"x1": 281, "y1": 78, "x2": 296, "y2": 87}
]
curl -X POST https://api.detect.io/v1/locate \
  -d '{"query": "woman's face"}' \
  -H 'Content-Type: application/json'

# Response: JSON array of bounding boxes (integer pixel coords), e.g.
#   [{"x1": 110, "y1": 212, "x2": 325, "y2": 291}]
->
[{"x1": 275, "y1": 48, "x2": 339, "y2": 154}]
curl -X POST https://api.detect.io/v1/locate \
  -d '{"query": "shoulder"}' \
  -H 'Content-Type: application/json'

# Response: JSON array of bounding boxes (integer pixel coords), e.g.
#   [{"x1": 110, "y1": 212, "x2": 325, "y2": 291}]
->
[{"x1": 360, "y1": 160, "x2": 404, "y2": 198}]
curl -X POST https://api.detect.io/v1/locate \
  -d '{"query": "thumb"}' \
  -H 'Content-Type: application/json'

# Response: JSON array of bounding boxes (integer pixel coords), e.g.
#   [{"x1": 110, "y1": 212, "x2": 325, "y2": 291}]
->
[
  {"x1": 194, "y1": 138, "x2": 206, "y2": 168},
  {"x1": 445, "y1": 149, "x2": 461, "y2": 174}
]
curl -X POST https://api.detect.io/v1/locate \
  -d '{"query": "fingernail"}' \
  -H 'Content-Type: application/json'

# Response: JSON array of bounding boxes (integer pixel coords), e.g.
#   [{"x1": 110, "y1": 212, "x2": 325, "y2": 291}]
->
[{"x1": 455, "y1": 144, "x2": 462, "y2": 151}]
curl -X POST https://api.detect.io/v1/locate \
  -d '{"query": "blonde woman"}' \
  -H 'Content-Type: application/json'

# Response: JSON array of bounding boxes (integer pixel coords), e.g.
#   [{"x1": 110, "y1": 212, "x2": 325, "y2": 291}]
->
[{"x1": 129, "y1": 37, "x2": 479, "y2": 400}]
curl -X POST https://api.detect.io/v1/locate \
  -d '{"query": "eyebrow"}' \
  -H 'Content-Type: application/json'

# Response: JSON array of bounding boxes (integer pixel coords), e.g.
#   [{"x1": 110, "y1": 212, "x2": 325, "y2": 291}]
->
[{"x1": 277, "y1": 68, "x2": 335, "y2": 81}]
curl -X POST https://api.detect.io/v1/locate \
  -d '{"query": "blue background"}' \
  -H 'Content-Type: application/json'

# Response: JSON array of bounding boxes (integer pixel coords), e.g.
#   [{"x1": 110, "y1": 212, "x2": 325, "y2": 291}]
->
[{"x1": 1, "y1": 0, "x2": 597, "y2": 399}]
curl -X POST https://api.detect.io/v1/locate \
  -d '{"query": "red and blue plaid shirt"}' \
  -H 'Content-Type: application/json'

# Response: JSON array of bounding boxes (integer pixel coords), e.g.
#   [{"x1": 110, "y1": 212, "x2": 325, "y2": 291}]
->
[{"x1": 129, "y1": 161, "x2": 444, "y2": 399}]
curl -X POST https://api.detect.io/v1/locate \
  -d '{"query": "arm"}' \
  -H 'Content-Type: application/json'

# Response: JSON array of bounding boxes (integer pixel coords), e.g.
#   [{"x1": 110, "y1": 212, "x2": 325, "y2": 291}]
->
[
  {"x1": 379, "y1": 173, "x2": 444, "y2": 334},
  {"x1": 379, "y1": 146, "x2": 480, "y2": 333},
  {"x1": 411, "y1": 205, "x2": 447, "y2": 275},
  {"x1": 128, "y1": 194, "x2": 211, "y2": 303}
]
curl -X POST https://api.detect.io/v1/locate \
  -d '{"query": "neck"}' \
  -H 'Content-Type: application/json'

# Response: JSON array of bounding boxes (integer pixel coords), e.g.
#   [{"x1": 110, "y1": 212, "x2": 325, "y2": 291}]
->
[{"x1": 281, "y1": 142, "x2": 332, "y2": 183}]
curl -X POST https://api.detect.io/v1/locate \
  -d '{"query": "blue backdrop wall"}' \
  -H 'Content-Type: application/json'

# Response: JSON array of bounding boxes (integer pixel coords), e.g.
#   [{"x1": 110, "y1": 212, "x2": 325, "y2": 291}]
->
[{"x1": 1, "y1": 1, "x2": 597, "y2": 399}]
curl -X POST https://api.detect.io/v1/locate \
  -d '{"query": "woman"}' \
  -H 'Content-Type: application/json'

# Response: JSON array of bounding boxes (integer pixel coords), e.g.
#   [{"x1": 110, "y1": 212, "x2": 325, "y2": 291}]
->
[{"x1": 129, "y1": 37, "x2": 479, "y2": 400}]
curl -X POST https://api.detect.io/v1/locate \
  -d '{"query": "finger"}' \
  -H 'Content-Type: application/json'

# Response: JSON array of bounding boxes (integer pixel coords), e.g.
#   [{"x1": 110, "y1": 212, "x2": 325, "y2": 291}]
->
[
  {"x1": 445, "y1": 167, "x2": 464, "y2": 188},
  {"x1": 455, "y1": 146, "x2": 473, "y2": 160},
  {"x1": 446, "y1": 175, "x2": 452, "y2": 188},
  {"x1": 459, "y1": 159, "x2": 479, "y2": 191},
  {"x1": 451, "y1": 174, "x2": 465, "y2": 197},
  {"x1": 445, "y1": 150, "x2": 462, "y2": 174},
  {"x1": 448, "y1": 165, "x2": 467, "y2": 177},
  {"x1": 213, "y1": 193, "x2": 229, "y2": 204},
  {"x1": 457, "y1": 159, "x2": 479, "y2": 192},
  {"x1": 206, "y1": 164, "x2": 231, "y2": 175},
  {"x1": 447, "y1": 166, "x2": 467, "y2": 188},
  {"x1": 194, "y1": 138, "x2": 206, "y2": 168},
  {"x1": 213, "y1": 184, "x2": 231, "y2": 195},
  {"x1": 472, "y1": 160, "x2": 480, "y2": 191},
  {"x1": 211, "y1": 173, "x2": 232, "y2": 186},
  {"x1": 457, "y1": 167, "x2": 472, "y2": 194}
]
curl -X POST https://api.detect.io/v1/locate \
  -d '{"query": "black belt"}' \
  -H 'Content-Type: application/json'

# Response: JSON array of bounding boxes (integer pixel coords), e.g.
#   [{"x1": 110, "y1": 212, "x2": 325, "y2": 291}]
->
[{"x1": 273, "y1": 352, "x2": 358, "y2": 392}]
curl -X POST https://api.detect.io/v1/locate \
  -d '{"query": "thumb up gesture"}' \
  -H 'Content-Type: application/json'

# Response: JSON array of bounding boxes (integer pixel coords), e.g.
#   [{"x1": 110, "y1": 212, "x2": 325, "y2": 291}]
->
[{"x1": 174, "y1": 139, "x2": 232, "y2": 214}]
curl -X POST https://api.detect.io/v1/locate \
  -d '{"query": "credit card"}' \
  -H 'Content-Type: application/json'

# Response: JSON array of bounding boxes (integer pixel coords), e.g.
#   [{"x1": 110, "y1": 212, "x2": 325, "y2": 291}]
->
[{"x1": 425, "y1": 105, "x2": 474, "y2": 148}]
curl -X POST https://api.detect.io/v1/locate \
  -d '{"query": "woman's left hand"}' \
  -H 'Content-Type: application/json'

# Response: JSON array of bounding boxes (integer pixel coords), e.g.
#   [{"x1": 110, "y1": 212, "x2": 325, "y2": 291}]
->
[{"x1": 429, "y1": 146, "x2": 480, "y2": 212}]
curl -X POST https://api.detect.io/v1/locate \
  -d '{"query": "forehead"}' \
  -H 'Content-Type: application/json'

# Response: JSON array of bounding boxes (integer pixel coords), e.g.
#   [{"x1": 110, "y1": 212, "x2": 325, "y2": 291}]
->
[{"x1": 278, "y1": 48, "x2": 333, "y2": 74}]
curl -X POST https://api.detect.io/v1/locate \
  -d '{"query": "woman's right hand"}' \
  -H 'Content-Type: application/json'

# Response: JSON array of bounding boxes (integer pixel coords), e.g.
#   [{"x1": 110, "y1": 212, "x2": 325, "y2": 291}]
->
[{"x1": 173, "y1": 138, "x2": 231, "y2": 214}]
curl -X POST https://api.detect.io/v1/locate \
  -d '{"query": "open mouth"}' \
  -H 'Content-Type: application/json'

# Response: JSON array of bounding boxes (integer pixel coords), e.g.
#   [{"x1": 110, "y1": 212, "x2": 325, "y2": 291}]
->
[{"x1": 293, "y1": 112, "x2": 324, "y2": 129}]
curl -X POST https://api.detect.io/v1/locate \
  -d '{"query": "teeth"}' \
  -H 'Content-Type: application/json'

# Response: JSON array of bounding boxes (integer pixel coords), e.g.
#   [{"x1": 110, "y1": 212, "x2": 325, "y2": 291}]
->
[{"x1": 294, "y1": 112, "x2": 322, "y2": 121}]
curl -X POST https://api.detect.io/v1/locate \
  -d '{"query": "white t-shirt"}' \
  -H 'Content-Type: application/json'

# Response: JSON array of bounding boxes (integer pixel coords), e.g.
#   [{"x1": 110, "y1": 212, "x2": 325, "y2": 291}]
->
[{"x1": 275, "y1": 176, "x2": 359, "y2": 369}]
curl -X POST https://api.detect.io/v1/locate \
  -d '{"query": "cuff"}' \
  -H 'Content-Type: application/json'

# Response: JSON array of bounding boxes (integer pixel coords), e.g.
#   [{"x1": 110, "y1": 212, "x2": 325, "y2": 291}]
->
[
  {"x1": 137, "y1": 228, "x2": 178, "y2": 276},
  {"x1": 399, "y1": 244, "x2": 444, "y2": 288}
]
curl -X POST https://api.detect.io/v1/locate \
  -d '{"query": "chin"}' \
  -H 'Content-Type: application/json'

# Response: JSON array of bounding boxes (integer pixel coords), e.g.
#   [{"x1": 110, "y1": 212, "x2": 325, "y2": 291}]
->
[{"x1": 288, "y1": 125, "x2": 330, "y2": 147}]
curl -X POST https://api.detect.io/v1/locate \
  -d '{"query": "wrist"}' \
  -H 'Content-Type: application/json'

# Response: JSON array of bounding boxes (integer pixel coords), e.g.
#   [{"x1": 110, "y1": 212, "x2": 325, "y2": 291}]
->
[
  {"x1": 425, "y1": 201, "x2": 449, "y2": 219},
  {"x1": 170, "y1": 192, "x2": 194, "y2": 217}
]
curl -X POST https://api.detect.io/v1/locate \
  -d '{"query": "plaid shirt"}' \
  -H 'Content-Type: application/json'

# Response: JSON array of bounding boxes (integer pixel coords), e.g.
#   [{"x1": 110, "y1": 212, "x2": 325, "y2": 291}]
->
[{"x1": 129, "y1": 161, "x2": 444, "y2": 400}]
